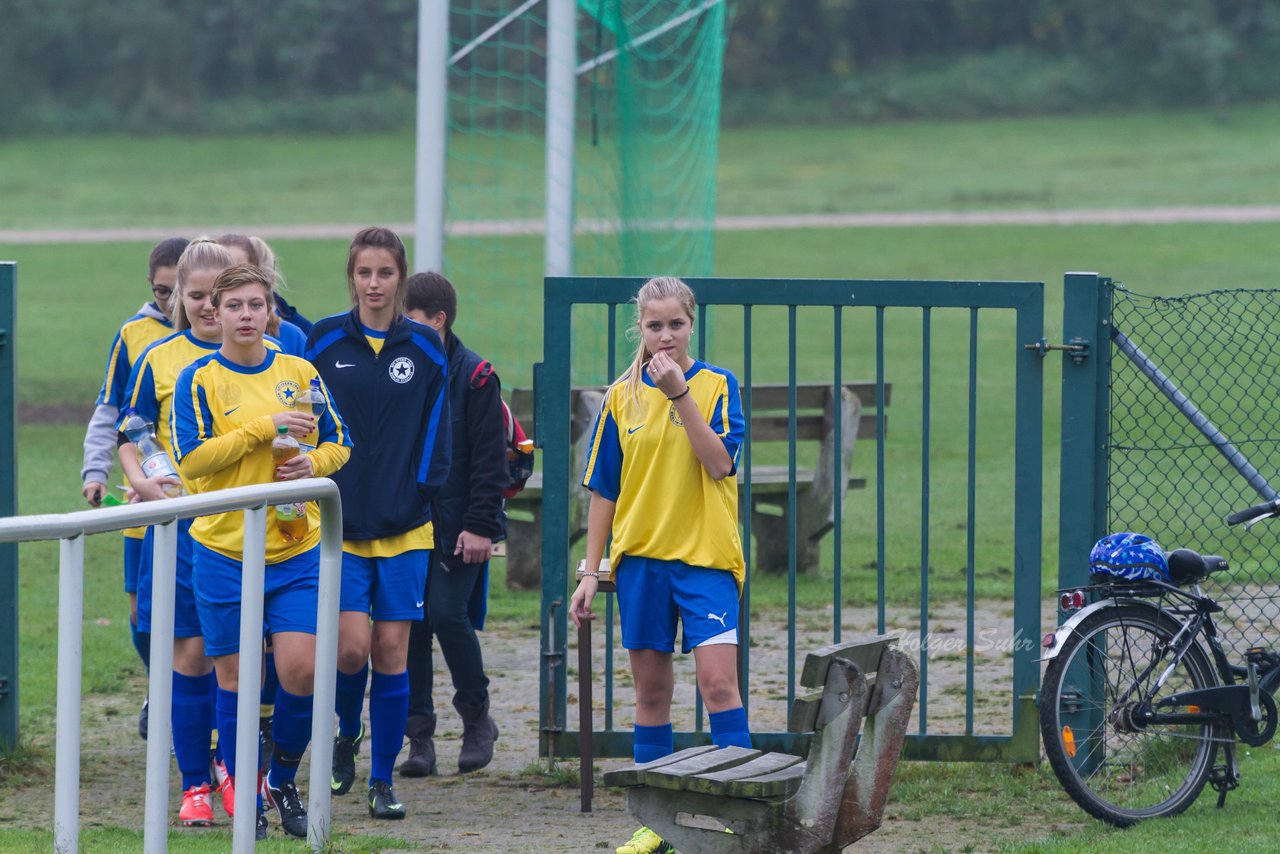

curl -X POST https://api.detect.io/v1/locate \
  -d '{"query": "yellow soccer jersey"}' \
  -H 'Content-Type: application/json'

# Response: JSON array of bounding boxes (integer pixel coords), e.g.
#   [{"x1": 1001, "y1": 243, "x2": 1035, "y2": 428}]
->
[
  {"x1": 123, "y1": 332, "x2": 282, "y2": 493},
  {"x1": 582, "y1": 360, "x2": 746, "y2": 586},
  {"x1": 97, "y1": 307, "x2": 172, "y2": 539},
  {"x1": 170, "y1": 350, "x2": 352, "y2": 563}
]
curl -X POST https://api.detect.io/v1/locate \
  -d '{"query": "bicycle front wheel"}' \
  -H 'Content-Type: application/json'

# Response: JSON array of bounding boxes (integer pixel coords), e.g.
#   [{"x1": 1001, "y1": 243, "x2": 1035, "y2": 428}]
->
[{"x1": 1040, "y1": 604, "x2": 1221, "y2": 826}]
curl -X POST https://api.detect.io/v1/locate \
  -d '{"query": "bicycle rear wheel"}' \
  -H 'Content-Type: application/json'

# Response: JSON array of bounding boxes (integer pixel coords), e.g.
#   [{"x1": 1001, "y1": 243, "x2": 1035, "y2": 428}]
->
[{"x1": 1040, "y1": 604, "x2": 1221, "y2": 826}]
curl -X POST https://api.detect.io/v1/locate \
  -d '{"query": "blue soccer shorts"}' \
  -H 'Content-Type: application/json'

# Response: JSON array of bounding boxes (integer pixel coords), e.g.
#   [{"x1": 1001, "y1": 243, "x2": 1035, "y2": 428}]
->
[
  {"x1": 136, "y1": 519, "x2": 202, "y2": 638},
  {"x1": 193, "y1": 542, "x2": 319, "y2": 657},
  {"x1": 614, "y1": 555, "x2": 740, "y2": 654},
  {"x1": 340, "y1": 549, "x2": 429, "y2": 621},
  {"x1": 123, "y1": 533, "x2": 145, "y2": 594}
]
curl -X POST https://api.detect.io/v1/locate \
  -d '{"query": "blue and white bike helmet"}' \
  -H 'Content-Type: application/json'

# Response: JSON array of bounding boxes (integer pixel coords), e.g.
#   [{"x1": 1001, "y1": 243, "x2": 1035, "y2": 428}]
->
[{"x1": 1089, "y1": 532, "x2": 1170, "y2": 582}]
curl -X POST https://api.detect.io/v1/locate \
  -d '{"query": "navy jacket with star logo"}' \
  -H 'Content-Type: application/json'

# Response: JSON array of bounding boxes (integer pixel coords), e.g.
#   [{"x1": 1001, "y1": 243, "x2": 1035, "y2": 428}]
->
[{"x1": 306, "y1": 310, "x2": 451, "y2": 540}]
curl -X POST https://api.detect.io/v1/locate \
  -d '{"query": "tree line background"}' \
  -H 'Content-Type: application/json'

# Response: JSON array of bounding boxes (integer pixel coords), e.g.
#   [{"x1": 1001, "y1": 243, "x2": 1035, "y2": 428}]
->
[{"x1": 3, "y1": 0, "x2": 1278, "y2": 136}]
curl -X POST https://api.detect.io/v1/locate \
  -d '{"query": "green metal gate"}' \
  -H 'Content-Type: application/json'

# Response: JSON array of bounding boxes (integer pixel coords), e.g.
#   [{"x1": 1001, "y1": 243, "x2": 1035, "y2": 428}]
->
[
  {"x1": 537, "y1": 275, "x2": 1045, "y2": 766},
  {"x1": 0, "y1": 262, "x2": 16, "y2": 752}
]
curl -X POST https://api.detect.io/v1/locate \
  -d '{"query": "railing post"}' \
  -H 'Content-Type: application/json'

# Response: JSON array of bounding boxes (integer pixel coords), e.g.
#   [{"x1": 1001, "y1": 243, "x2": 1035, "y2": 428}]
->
[
  {"x1": 232, "y1": 506, "x2": 268, "y2": 852},
  {"x1": 143, "y1": 521, "x2": 179, "y2": 853},
  {"x1": 308, "y1": 494, "x2": 342, "y2": 850},
  {"x1": 53, "y1": 535, "x2": 85, "y2": 854},
  {"x1": 0, "y1": 261, "x2": 17, "y2": 754},
  {"x1": 1058, "y1": 273, "x2": 1113, "y2": 591}
]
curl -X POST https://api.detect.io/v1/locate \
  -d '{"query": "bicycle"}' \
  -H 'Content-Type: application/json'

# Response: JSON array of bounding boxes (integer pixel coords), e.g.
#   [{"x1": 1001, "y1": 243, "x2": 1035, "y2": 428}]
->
[{"x1": 1038, "y1": 501, "x2": 1280, "y2": 826}]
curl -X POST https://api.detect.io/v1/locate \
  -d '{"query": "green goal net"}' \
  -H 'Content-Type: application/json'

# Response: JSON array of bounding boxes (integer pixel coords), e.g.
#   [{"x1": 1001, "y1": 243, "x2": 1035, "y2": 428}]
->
[{"x1": 442, "y1": 0, "x2": 727, "y2": 387}]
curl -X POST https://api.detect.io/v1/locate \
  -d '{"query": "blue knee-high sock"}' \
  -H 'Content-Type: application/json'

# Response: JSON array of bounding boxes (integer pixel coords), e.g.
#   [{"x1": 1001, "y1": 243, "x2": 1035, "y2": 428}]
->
[
  {"x1": 173, "y1": 672, "x2": 215, "y2": 790},
  {"x1": 369, "y1": 670, "x2": 409, "y2": 785},
  {"x1": 260, "y1": 652, "x2": 279, "y2": 717},
  {"x1": 131, "y1": 620, "x2": 151, "y2": 672},
  {"x1": 269, "y1": 686, "x2": 312, "y2": 784},
  {"x1": 633, "y1": 723, "x2": 674, "y2": 764},
  {"x1": 215, "y1": 687, "x2": 241, "y2": 780},
  {"x1": 335, "y1": 665, "x2": 369, "y2": 739},
  {"x1": 709, "y1": 706, "x2": 752, "y2": 749}
]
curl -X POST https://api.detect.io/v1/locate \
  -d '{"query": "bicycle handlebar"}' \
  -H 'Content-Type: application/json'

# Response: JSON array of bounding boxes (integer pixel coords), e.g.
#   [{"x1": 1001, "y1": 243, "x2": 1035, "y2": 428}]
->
[{"x1": 1226, "y1": 499, "x2": 1280, "y2": 526}]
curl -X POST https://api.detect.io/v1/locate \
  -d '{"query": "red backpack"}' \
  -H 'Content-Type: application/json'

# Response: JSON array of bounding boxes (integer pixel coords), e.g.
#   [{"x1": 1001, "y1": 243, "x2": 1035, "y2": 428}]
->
[{"x1": 471, "y1": 361, "x2": 535, "y2": 498}]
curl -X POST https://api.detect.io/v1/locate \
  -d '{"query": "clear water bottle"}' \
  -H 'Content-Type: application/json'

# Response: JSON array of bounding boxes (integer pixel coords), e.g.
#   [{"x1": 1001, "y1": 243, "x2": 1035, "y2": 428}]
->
[
  {"x1": 120, "y1": 408, "x2": 184, "y2": 498},
  {"x1": 295, "y1": 378, "x2": 324, "y2": 452},
  {"x1": 271, "y1": 424, "x2": 308, "y2": 543}
]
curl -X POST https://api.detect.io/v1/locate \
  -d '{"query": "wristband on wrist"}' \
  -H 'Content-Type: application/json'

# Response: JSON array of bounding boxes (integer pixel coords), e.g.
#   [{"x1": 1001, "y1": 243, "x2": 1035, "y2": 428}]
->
[
  {"x1": 582, "y1": 571, "x2": 600, "y2": 578},
  {"x1": 667, "y1": 386, "x2": 690, "y2": 401}
]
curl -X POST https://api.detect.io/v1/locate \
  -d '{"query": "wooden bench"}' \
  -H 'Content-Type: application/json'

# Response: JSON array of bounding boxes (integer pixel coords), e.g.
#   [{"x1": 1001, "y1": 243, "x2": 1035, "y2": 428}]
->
[
  {"x1": 503, "y1": 381, "x2": 891, "y2": 588},
  {"x1": 601, "y1": 636, "x2": 918, "y2": 853}
]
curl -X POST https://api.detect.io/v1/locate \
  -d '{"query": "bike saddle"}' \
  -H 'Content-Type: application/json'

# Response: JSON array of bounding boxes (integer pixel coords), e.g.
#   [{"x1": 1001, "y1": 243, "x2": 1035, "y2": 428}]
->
[{"x1": 1167, "y1": 548, "x2": 1228, "y2": 585}]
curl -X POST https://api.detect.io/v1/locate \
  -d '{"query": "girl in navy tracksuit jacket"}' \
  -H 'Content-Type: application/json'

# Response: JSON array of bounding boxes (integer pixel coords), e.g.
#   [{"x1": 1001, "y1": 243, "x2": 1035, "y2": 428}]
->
[{"x1": 304, "y1": 227, "x2": 450, "y2": 819}]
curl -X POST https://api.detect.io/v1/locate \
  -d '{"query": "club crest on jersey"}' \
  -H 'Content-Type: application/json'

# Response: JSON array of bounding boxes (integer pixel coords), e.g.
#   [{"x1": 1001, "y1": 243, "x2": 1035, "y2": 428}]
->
[
  {"x1": 389, "y1": 357, "x2": 414, "y2": 384},
  {"x1": 275, "y1": 380, "x2": 301, "y2": 406},
  {"x1": 669, "y1": 404, "x2": 684, "y2": 427}
]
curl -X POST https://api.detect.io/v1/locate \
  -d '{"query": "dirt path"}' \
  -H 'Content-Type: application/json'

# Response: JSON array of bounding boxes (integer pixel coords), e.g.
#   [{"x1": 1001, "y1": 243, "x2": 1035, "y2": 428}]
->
[
  {"x1": 6, "y1": 204, "x2": 1280, "y2": 244},
  {"x1": 0, "y1": 601, "x2": 1068, "y2": 852}
]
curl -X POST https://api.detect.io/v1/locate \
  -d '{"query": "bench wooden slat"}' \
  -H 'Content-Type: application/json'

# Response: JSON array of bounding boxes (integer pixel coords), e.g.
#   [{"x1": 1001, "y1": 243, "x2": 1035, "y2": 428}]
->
[
  {"x1": 634, "y1": 746, "x2": 763, "y2": 792},
  {"x1": 750, "y1": 413, "x2": 886, "y2": 442},
  {"x1": 509, "y1": 468, "x2": 868, "y2": 503},
  {"x1": 603, "y1": 745, "x2": 720, "y2": 788},
  {"x1": 684, "y1": 751, "x2": 806, "y2": 796},
  {"x1": 789, "y1": 677, "x2": 879, "y2": 732},
  {"x1": 508, "y1": 381, "x2": 891, "y2": 442},
  {"x1": 799, "y1": 636, "x2": 895, "y2": 690},
  {"x1": 711, "y1": 761, "x2": 808, "y2": 800}
]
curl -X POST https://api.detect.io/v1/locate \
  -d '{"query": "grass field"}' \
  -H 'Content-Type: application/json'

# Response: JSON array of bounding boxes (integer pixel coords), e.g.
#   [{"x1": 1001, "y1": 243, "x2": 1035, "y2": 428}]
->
[
  {"x1": 5, "y1": 108, "x2": 1280, "y2": 851},
  {"x1": 5, "y1": 104, "x2": 1280, "y2": 229}
]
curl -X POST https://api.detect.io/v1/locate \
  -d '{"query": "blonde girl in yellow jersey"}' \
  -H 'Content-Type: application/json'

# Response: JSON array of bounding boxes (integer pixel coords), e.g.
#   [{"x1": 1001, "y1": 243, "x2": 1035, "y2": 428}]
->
[{"x1": 570, "y1": 277, "x2": 749, "y2": 854}]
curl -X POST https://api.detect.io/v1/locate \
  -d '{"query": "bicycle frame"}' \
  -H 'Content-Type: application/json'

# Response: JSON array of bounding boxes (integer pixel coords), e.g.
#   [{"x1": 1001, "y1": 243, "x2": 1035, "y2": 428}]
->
[{"x1": 1044, "y1": 579, "x2": 1276, "y2": 745}]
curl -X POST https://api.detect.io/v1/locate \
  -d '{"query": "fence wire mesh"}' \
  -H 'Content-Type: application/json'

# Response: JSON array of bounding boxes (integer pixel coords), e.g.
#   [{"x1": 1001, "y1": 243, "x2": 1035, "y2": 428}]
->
[{"x1": 1108, "y1": 284, "x2": 1280, "y2": 653}]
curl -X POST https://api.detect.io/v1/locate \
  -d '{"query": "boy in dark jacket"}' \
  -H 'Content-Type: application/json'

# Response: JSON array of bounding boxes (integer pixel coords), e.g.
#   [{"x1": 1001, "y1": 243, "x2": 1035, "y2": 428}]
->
[{"x1": 401, "y1": 272, "x2": 508, "y2": 775}]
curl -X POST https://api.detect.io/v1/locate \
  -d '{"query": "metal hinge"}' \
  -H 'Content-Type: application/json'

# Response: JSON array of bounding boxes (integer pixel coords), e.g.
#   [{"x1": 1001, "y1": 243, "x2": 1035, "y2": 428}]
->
[{"x1": 1024, "y1": 337, "x2": 1089, "y2": 364}]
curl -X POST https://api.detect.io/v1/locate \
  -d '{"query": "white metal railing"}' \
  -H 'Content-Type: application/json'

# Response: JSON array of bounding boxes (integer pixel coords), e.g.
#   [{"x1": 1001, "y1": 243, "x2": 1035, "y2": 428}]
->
[{"x1": 0, "y1": 478, "x2": 343, "y2": 854}]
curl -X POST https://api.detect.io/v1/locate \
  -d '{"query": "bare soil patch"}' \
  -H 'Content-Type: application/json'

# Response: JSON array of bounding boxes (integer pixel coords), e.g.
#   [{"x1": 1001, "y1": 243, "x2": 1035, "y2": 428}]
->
[{"x1": 0, "y1": 601, "x2": 1064, "y2": 852}]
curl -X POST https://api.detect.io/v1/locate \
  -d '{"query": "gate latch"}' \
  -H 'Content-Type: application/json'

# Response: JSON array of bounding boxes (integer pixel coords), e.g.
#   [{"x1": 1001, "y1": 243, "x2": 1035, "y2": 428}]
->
[{"x1": 1024, "y1": 337, "x2": 1089, "y2": 364}]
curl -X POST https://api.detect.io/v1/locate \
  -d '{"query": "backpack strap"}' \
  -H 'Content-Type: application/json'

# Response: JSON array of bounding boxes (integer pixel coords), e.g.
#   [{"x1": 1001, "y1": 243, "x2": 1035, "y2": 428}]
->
[{"x1": 469, "y1": 359, "x2": 495, "y2": 389}]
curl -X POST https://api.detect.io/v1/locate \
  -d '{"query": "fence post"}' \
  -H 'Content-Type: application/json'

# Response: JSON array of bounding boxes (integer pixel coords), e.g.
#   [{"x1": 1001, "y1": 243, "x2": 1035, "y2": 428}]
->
[
  {"x1": 1058, "y1": 273, "x2": 1112, "y2": 590},
  {"x1": 0, "y1": 262, "x2": 16, "y2": 753},
  {"x1": 54, "y1": 535, "x2": 85, "y2": 854}
]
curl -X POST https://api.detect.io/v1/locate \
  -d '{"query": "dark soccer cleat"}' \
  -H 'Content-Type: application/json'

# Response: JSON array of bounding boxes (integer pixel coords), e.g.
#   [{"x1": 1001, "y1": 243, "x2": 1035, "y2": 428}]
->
[
  {"x1": 330, "y1": 723, "x2": 364, "y2": 796},
  {"x1": 264, "y1": 773, "x2": 308, "y2": 839},
  {"x1": 367, "y1": 779, "x2": 406, "y2": 820},
  {"x1": 255, "y1": 808, "x2": 268, "y2": 841},
  {"x1": 138, "y1": 697, "x2": 149, "y2": 741}
]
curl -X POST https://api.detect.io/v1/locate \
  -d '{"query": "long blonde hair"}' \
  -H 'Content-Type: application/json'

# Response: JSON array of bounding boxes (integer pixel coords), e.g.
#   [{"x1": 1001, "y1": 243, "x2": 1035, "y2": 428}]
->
[
  {"x1": 614, "y1": 276, "x2": 697, "y2": 414},
  {"x1": 172, "y1": 238, "x2": 236, "y2": 333}
]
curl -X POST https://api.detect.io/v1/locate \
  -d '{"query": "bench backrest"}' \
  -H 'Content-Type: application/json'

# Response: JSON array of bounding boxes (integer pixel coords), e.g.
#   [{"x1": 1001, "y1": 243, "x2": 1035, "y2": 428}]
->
[
  {"x1": 508, "y1": 381, "x2": 891, "y2": 445},
  {"x1": 787, "y1": 635, "x2": 895, "y2": 733}
]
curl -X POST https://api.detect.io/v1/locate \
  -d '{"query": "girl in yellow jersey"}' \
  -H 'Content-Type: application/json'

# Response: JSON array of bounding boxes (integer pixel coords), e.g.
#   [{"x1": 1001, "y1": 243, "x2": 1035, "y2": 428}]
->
[
  {"x1": 171, "y1": 264, "x2": 351, "y2": 839},
  {"x1": 118, "y1": 239, "x2": 234, "y2": 827},
  {"x1": 571, "y1": 277, "x2": 749, "y2": 854}
]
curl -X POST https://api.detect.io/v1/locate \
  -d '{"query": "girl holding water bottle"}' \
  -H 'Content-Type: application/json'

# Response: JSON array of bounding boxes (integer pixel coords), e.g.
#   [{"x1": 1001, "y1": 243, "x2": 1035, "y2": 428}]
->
[
  {"x1": 117, "y1": 237, "x2": 233, "y2": 827},
  {"x1": 171, "y1": 263, "x2": 351, "y2": 839}
]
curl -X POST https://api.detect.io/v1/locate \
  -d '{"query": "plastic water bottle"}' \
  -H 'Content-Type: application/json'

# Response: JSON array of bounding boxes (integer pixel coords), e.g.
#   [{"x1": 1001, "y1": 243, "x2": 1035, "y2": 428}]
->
[
  {"x1": 120, "y1": 409, "x2": 184, "y2": 498},
  {"x1": 298, "y1": 378, "x2": 325, "y2": 417},
  {"x1": 271, "y1": 424, "x2": 308, "y2": 543},
  {"x1": 295, "y1": 378, "x2": 324, "y2": 453}
]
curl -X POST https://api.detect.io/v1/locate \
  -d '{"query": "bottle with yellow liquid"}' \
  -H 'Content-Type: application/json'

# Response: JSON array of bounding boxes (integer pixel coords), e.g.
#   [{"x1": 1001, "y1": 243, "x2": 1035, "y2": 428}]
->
[{"x1": 271, "y1": 424, "x2": 308, "y2": 544}]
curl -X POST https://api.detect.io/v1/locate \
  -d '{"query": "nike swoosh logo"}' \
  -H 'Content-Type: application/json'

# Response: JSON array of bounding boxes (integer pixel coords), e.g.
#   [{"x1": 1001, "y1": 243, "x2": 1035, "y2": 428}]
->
[
  {"x1": 335, "y1": 361, "x2": 356, "y2": 369},
  {"x1": 415, "y1": 601, "x2": 425, "y2": 609},
  {"x1": 627, "y1": 424, "x2": 644, "y2": 435},
  {"x1": 223, "y1": 407, "x2": 239, "y2": 416}
]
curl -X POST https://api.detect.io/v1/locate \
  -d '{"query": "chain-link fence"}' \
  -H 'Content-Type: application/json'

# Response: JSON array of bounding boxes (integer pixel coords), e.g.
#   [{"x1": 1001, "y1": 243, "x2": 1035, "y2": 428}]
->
[{"x1": 1108, "y1": 283, "x2": 1280, "y2": 653}]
